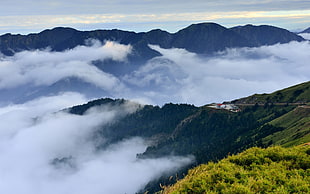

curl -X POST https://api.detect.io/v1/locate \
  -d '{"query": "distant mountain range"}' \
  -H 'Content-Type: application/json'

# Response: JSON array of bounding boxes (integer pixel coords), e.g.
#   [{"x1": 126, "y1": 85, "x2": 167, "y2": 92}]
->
[
  {"x1": 0, "y1": 23, "x2": 305, "y2": 62},
  {"x1": 1, "y1": 22, "x2": 307, "y2": 105},
  {"x1": 301, "y1": 27, "x2": 310, "y2": 33}
]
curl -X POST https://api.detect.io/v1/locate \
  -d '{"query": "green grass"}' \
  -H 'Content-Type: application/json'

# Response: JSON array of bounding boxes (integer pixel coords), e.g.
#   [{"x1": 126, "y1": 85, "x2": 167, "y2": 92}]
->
[
  {"x1": 161, "y1": 145, "x2": 310, "y2": 194},
  {"x1": 262, "y1": 106, "x2": 310, "y2": 147},
  {"x1": 232, "y1": 81, "x2": 310, "y2": 104}
]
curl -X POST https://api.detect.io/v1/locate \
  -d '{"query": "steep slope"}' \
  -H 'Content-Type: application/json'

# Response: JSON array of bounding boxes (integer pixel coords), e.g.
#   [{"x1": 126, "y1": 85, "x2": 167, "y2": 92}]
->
[
  {"x1": 161, "y1": 145, "x2": 310, "y2": 194},
  {"x1": 231, "y1": 81, "x2": 310, "y2": 105},
  {"x1": 0, "y1": 27, "x2": 84, "y2": 55},
  {"x1": 301, "y1": 27, "x2": 310, "y2": 33},
  {"x1": 231, "y1": 24, "x2": 304, "y2": 46},
  {"x1": 171, "y1": 23, "x2": 250, "y2": 53},
  {"x1": 140, "y1": 104, "x2": 297, "y2": 163},
  {"x1": 262, "y1": 106, "x2": 310, "y2": 147},
  {"x1": 65, "y1": 81, "x2": 310, "y2": 193},
  {"x1": 69, "y1": 100, "x2": 199, "y2": 146}
]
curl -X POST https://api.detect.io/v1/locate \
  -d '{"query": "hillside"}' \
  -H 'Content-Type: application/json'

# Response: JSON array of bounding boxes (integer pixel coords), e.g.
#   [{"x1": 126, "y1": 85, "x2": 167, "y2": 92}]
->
[
  {"x1": 66, "y1": 81, "x2": 310, "y2": 193},
  {"x1": 231, "y1": 81, "x2": 310, "y2": 105},
  {"x1": 301, "y1": 27, "x2": 310, "y2": 33},
  {"x1": 170, "y1": 23, "x2": 250, "y2": 53},
  {"x1": 262, "y1": 106, "x2": 310, "y2": 147},
  {"x1": 230, "y1": 24, "x2": 304, "y2": 46},
  {"x1": 161, "y1": 145, "x2": 310, "y2": 194}
]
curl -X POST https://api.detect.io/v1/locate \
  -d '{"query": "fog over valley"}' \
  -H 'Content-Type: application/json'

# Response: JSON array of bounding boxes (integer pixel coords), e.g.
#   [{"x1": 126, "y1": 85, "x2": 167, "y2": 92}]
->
[
  {"x1": 0, "y1": 39, "x2": 309, "y2": 106},
  {"x1": 0, "y1": 26, "x2": 309, "y2": 193},
  {"x1": 0, "y1": 93, "x2": 193, "y2": 194}
]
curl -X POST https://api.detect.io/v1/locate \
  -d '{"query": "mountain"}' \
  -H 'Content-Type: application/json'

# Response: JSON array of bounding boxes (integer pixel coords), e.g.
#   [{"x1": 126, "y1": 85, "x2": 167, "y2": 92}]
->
[
  {"x1": 231, "y1": 81, "x2": 310, "y2": 104},
  {"x1": 230, "y1": 24, "x2": 304, "y2": 46},
  {"x1": 301, "y1": 27, "x2": 310, "y2": 33},
  {"x1": 170, "y1": 23, "x2": 250, "y2": 53},
  {"x1": 262, "y1": 105, "x2": 310, "y2": 147},
  {"x1": 66, "y1": 81, "x2": 310, "y2": 193},
  {"x1": 161, "y1": 144, "x2": 310, "y2": 194},
  {"x1": 0, "y1": 23, "x2": 304, "y2": 59}
]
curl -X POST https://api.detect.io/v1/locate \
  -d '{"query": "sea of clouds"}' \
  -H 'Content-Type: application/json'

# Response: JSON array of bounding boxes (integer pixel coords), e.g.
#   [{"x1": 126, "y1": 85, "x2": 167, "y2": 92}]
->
[
  {"x1": 1, "y1": 39, "x2": 310, "y2": 105},
  {"x1": 0, "y1": 39, "x2": 309, "y2": 193},
  {"x1": 0, "y1": 93, "x2": 192, "y2": 194}
]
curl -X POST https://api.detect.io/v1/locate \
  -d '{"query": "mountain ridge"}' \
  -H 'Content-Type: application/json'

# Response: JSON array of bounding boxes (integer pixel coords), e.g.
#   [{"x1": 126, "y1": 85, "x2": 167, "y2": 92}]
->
[
  {"x1": 65, "y1": 81, "x2": 310, "y2": 193},
  {"x1": 301, "y1": 27, "x2": 310, "y2": 33},
  {"x1": 230, "y1": 24, "x2": 304, "y2": 46},
  {"x1": 0, "y1": 22, "x2": 304, "y2": 59}
]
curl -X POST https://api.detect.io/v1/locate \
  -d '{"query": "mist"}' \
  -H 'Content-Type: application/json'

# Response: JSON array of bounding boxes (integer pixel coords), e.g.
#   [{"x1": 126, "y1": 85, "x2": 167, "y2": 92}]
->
[
  {"x1": 0, "y1": 93, "x2": 192, "y2": 194},
  {"x1": 1, "y1": 39, "x2": 309, "y2": 106},
  {"x1": 124, "y1": 41, "x2": 310, "y2": 105},
  {"x1": 0, "y1": 39, "x2": 309, "y2": 193},
  {"x1": 0, "y1": 40, "x2": 130, "y2": 91},
  {"x1": 299, "y1": 33, "x2": 310, "y2": 40}
]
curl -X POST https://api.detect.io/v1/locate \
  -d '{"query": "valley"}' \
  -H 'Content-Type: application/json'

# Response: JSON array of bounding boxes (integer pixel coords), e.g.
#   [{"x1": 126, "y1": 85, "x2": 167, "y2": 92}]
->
[{"x1": 0, "y1": 22, "x2": 309, "y2": 194}]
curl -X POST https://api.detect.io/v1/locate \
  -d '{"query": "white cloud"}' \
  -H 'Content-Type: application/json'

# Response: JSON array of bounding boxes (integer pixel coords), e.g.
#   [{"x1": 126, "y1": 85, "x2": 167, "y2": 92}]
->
[
  {"x1": 299, "y1": 33, "x2": 310, "y2": 40},
  {"x1": 0, "y1": 40, "x2": 131, "y2": 92},
  {"x1": 124, "y1": 41, "x2": 310, "y2": 105},
  {"x1": 1, "y1": 10, "x2": 310, "y2": 35},
  {"x1": 0, "y1": 92, "x2": 87, "y2": 140},
  {"x1": 1, "y1": 39, "x2": 309, "y2": 106},
  {"x1": 1, "y1": 0, "x2": 310, "y2": 15},
  {"x1": 0, "y1": 93, "x2": 192, "y2": 194}
]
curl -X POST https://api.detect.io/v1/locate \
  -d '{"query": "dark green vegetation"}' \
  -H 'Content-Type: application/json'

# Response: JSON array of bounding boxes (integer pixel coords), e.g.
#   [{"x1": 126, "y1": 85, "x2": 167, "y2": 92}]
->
[
  {"x1": 0, "y1": 23, "x2": 304, "y2": 62},
  {"x1": 67, "y1": 81, "x2": 310, "y2": 193},
  {"x1": 161, "y1": 145, "x2": 310, "y2": 194},
  {"x1": 232, "y1": 81, "x2": 310, "y2": 104},
  {"x1": 262, "y1": 106, "x2": 310, "y2": 147}
]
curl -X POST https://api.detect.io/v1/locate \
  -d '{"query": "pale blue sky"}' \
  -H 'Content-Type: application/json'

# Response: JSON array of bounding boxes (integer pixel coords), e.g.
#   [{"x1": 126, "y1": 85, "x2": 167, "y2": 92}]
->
[{"x1": 0, "y1": 0, "x2": 309, "y2": 35}]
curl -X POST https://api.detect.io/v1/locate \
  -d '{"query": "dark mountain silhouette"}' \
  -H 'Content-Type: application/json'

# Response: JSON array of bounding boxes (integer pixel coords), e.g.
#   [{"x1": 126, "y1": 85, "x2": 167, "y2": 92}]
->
[
  {"x1": 170, "y1": 23, "x2": 251, "y2": 53},
  {"x1": 301, "y1": 27, "x2": 310, "y2": 33},
  {"x1": 0, "y1": 22, "x2": 306, "y2": 105},
  {"x1": 230, "y1": 24, "x2": 304, "y2": 46},
  {"x1": 0, "y1": 23, "x2": 305, "y2": 60}
]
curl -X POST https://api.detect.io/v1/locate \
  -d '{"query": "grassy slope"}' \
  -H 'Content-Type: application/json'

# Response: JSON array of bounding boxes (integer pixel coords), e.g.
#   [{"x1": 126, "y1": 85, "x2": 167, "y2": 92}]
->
[
  {"x1": 232, "y1": 81, "x2": 310, "y2": 104},
  {"x1": 262, "y1": 106, "x2": 310, "y2": 147},
  {"x1": 162, "y1": 145, "x2": 310, "y2": 194},
  {"x1": 160, "y1": 82, "x2": 310, "y2": 194}
]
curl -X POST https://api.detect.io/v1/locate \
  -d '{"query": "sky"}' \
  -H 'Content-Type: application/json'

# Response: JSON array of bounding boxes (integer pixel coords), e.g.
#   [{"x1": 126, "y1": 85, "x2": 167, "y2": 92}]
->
[{"x1": 0, "y1": 0, "x2": 310, "y2": 35}]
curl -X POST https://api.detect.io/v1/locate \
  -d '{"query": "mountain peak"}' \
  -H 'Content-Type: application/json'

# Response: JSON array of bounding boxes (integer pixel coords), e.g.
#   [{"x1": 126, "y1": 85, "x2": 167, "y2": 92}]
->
[
  {"x1": 39, "y1": 27, "x2": 78, "y2": 34},
  {"x1": 0, "y1": 22, "x2": 305, "y2": 57},
  {"x1": 171, "y1": 22, "x2": 249, "y2": 53},
  {"x1": 230, "y1": 24, "x2": 304, "y2": 46},
  {"x1": 301, "y1": 27, "x2": 310, "y2": 33},
  {"x1": 178, "y1": 22, "x2": 226, "y2": 32}
]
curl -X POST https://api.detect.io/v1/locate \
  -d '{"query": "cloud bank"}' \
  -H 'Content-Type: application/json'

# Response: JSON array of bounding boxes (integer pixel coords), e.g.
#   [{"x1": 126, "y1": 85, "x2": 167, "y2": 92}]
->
[
  {"x1": 1, "y1": 0, "x2": 310, "y2": 35},
  {"x1": 0, "y1": 40, "x2": 131, "y2": 92},
  {"x1": 1, "y1": 40, "x2": 310, "y2": 106},
  {"x1": 0, "y1": 93, "x2": 192, "y2": 194},
  {"x1": 0, "y1": 39, "x2": 309, "y2": 193},
  {"x1": 299, "y1": 33, "x2": 310, "y2": 40},
  {"x1": 124, "y1": 41, "x2": 310, "y2": 105}
]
